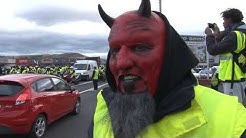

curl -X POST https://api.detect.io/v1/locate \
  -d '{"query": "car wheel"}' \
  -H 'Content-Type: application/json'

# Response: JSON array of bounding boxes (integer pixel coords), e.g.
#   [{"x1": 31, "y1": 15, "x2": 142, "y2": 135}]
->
[
  {"x1": 86, "y1": 76, "x2": 90, "y2": 81},
  {"x1": 29, "y1": 114, "x2": 47, "y2": 138},
  {"x1": 72, "y1": 99, "x2": 81, "y2": 115}
]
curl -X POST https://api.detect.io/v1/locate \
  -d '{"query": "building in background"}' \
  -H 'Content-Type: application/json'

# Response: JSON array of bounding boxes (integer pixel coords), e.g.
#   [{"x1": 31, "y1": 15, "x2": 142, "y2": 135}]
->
[{"x1": 181, "y1": 35, "x2": 219, "y2": 69}]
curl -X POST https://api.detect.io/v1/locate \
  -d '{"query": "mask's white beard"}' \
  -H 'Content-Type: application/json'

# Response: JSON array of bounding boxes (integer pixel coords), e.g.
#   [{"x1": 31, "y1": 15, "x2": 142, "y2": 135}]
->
[{"x1": 107, "y1": 91, "x2": 156, "y2": 138}]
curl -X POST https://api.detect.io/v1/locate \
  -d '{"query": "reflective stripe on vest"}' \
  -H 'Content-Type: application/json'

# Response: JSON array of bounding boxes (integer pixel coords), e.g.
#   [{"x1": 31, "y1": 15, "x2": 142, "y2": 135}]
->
[
  {"x1": 218, "y1": 31, "x2": 246, "y2": 81},
  {"x1": 93, "y1": 86, "x2": 246, "y2": 137},
  {"x1": 234, "y1": 31, "x2": 246, "y2": 72},
  {"x1": 234, "y1": 31, "x2": 245, "y2": 53},
  {"x1": 9, "y1": 68, "x2": 15, "y2": 74}
]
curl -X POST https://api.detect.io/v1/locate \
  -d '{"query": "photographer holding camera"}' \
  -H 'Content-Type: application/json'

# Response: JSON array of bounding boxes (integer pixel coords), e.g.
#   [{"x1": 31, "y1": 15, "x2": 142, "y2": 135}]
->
[{"x1": 204, "y1": 8, "x2": 246, "y2": 103}]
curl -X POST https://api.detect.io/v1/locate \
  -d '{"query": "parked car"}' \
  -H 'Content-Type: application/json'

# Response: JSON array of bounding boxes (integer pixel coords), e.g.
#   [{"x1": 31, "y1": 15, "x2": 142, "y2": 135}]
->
[
  {"x1": 73, "y1": 60, "x2": 98, "y2": 81},
  {"x1": 192, "y1": 69, "x2": 213, "y2": 79},
  {"x1": 0, "y1": 74, "x2": 81, "y2": 138},
  {"x1": 198, "y1": 70, "x2": 213, "y2": 79}
]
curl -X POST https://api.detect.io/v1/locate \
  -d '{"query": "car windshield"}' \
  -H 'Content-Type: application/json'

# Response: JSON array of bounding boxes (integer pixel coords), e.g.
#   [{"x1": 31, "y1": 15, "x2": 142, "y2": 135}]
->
[
  {"x1": 0, "y1": 81, "x2": 24, "y2": 96},
  {"x1": 74, "y1": 64, "x2": 87, "y2": 70},
  {"x1": 200, "y1": 70, "x2": 206, "y2": 74},
  {"x1": 199, "y1": 70, "x2": 213, "y2": 75}
]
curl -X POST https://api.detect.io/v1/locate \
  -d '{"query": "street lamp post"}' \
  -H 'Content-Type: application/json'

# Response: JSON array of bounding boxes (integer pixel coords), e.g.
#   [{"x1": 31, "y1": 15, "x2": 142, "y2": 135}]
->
[{"x1": 159, "y1": 0, "x2": 162, "y2": 13}]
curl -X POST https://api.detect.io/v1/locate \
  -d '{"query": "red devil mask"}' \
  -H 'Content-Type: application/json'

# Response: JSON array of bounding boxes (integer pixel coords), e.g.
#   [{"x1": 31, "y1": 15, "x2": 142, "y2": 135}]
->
[{"x1": 98, "y1": 0, "x2": 166, "y2": 95}]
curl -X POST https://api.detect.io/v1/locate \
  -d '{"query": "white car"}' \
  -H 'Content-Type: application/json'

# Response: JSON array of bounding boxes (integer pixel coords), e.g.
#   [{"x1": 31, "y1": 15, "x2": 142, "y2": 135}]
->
[
  {"x1": 192, "y1": 69, "x2": 213, "y2": 79},
  {"x1": 198, "y1": 70, "x2": 213, "y2": 79},
  {"x1": 73, "y1": 60, "x2": 98, "y2": 81}
]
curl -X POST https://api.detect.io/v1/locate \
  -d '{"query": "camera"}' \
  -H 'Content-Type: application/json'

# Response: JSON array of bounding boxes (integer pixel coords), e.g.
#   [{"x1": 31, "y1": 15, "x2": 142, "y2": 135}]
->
[{"x1": 208, "y1": 23, "x2": 215, "y2": 28}]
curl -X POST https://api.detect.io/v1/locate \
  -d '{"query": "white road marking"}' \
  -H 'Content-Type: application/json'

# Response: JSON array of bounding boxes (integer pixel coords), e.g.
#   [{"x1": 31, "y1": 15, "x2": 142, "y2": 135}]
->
[
  {"x1": 79, "y1": 83, "x2": 108, "y2": 94},
  {"x1": 80, "y1": 81, "x2": 92, "y2": 85},
  {"x1": 73, "y1": 81, "x2": 92, "y2": 87}
]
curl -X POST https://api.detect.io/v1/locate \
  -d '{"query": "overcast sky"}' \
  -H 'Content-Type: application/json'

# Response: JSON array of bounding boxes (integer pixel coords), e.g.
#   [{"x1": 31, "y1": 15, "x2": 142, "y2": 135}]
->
[{"x1": 0, "y1": 0, "x2": 245, "y2": 58}]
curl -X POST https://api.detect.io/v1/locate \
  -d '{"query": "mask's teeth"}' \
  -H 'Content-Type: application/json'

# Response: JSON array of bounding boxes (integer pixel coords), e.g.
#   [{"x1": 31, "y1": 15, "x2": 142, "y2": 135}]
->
[{"x1": 124, "y1": 75, "x2": 138, "y2": 80}]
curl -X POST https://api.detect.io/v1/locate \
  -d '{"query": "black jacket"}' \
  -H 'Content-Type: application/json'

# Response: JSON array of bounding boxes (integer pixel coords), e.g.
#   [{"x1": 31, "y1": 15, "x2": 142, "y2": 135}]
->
[{"x1": 206, "y1": 22, "x2": 246, "y2": 56}]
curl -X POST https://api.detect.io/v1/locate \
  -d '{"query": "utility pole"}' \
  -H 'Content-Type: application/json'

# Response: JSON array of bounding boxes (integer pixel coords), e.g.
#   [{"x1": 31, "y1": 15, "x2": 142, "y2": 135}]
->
[{"x1": 159, "y1": 0, "x2": 162, "y2": 13}]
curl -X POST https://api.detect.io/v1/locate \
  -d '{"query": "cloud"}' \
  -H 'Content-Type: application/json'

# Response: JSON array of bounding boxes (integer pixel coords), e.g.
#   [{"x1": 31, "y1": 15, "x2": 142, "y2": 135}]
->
[
  {"x1": 0, "y1": 30, "x2": 109, "y2": 56},
  {"x1": 0, "y1": 0, "x2": 245, "y2": 58},
  {"x1": 16, "y1": 6, "x2": 101, "y2": 26}
]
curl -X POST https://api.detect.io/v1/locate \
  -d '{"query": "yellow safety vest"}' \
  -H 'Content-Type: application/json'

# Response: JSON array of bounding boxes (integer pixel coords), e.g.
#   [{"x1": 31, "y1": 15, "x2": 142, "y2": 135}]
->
[
  {"x1": 219, "y1": 31, "x2": 246, "y2": 81},
  {"x1": 22, "y1": 69, "x2": 28, "y2": 74},
  {"x1": 9, "y1": 68, "x2": 15, "y2": 74},
  {"x1": 93, "y1": 85, "x2": 246, "y2": 138},
  {"x1": 93, "y1": 69, "x2": 99, "y2": 80},
  {"x1": 211, "y1": 72, "x2": 219, "y2": 86}
]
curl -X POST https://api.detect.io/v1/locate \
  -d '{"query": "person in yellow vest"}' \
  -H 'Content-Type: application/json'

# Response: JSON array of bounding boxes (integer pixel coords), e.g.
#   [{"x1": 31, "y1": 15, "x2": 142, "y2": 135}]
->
[
  {"x1": 35, "y1": 66, "x2": 42, "y2": 74},
  {"x1": 210, "y1": 67, "x2": 220, "y2": 91},
  {"x1": 9, "y1": 66, "x2": 16, "y2": 74},
  {"x1": 69, "y1": 68, "x2": 76, "y2": 81},
  {"x1": 45, "y1": 67, "x2": 51, "y2": 75},
  {"x1": 91, "y1": 66, "x2": 99, "y2": 90},
  {"x1": 87, "y1": 1, "x2": 246, "y2": 138},
  {"x1": 210, "y1": 72, "x2": 219, "y2": 91},
  {"x1": 98, "y1": 65, "x2": 106, "y2": 82},
  {"x1": 205, "y1": 8, "x2": 246, "y2": 103}
]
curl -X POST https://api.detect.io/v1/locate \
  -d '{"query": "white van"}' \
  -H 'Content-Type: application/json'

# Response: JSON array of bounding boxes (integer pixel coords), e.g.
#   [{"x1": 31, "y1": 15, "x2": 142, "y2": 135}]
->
[{"x1": 73, "y1": 60, "x2": 98, "y2": 80}]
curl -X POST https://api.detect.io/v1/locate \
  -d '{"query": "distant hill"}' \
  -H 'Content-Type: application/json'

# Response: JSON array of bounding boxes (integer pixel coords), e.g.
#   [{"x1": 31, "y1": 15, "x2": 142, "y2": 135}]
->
[
  {"x1": 15, "y1": 52, "x2": 87, "y2": 60},
  {"x1": 24, "y1": 53, "x2": 106, "y2": 65},
  {"x1": 0, "y1": 53, "x2": 106, "y2": 65}
]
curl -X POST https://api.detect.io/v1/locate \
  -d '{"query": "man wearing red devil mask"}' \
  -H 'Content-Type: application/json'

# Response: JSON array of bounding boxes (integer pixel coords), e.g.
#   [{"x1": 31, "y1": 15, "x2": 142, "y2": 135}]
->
[{"x1": 88, "y1": 0, "x2": 246, "y2": 138}]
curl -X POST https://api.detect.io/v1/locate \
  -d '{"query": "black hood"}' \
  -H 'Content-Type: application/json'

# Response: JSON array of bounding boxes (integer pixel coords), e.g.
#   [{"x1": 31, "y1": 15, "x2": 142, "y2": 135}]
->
[{"x1": 104, "y1": 11, "x2": 199, "y2": 121}]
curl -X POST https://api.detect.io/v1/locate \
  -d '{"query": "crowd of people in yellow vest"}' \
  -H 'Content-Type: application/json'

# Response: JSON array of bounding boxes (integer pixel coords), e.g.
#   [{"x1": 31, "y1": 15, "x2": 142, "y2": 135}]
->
[
  {"x1": 5, "y1": 65, "x2": 73, "y2": 77},
  {"x1": 3, "y1": 65, "x2": 106, "y2": 83}
]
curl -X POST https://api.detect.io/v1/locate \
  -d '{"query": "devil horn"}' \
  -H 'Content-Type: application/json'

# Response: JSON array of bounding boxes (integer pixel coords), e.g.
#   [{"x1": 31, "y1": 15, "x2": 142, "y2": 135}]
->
[
  {"x1": 98, "y1": 4, "x2": 115, "y2": 28},
  {"x1": 137, "y1": 0, "x2": 151, "y2": 17}
]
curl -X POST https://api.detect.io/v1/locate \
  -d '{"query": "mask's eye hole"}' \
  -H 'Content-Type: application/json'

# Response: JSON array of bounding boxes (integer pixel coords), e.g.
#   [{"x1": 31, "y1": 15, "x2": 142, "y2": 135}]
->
[
  {"x1": 132, "y1": 44, "x2": 153, "y2": 53},
  {"x1": 110, "y1": 48, "x2": 119, "y2": 57}
]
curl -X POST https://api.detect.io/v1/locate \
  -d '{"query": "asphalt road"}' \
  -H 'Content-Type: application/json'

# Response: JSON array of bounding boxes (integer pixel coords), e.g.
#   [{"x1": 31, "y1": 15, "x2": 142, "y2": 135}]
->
[{"x1": 1, "y1": 81, "x2": 108, "y2": 138}]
